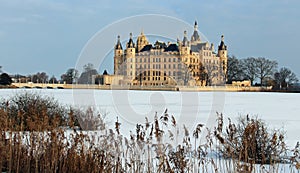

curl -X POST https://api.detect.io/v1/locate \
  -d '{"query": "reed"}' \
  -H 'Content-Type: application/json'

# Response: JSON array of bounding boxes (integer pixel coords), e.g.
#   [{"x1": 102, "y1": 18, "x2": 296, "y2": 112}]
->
[{"x1": 0, "y1": 92, "x2": 299, "y2": 172}]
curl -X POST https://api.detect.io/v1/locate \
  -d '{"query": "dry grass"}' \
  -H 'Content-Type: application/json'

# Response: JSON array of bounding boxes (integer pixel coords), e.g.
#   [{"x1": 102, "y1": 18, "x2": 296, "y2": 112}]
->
[{"x1": 0, "y1": 92, "x2": 299, "y2": 172}]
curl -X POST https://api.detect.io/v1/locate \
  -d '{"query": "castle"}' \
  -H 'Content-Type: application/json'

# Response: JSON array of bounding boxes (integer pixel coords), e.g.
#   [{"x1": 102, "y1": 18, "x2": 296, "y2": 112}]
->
[{"x1": 101, "y1": 21, "x2": 227, "y2": 86}]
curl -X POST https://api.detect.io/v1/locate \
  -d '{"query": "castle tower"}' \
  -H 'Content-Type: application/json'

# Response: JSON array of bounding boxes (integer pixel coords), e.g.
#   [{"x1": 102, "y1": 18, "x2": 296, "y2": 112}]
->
[
  {"x1": 136, "y1": 30, "x2": 149, "y2": 52},
  {"x1": 180, "y1": 31, "x2": 190, "y2": 55},
  {"x1": 191, "y1": 21, "x2": 201, "y2": 45},
  {"x1": 210, "y1": 43, "x2": 214, "y2": 52},
  {"x1": 125, "y1": 33, "x2": 136, "y2": 79},
  {"x1": 182, "y1": 30, "x2": 189, "y2": 47},
  {"x1": 179, "y1": 30, "x2": 191, "y2": 69},
  {"x1": 114, "y1": 35, "x2": 123, "y2": 75},
  {"x1": 218, "y1": 35, "x2": 228, "y2": 81}
]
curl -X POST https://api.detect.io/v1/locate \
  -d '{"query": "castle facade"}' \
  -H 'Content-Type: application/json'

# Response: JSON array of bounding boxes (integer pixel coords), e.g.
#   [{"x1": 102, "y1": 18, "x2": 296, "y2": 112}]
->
[{"x1": 110, "y1": 21, "x2": 227, "y2": 86}]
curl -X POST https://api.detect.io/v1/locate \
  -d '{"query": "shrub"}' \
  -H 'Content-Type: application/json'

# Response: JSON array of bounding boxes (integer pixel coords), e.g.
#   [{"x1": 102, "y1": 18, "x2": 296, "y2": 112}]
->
[
  {"x1": 215, "y1": 113, "x2": 287, "y2": 164},
  {"x1": 0, "y1": 92, "x2": 67, "y2": 131}
]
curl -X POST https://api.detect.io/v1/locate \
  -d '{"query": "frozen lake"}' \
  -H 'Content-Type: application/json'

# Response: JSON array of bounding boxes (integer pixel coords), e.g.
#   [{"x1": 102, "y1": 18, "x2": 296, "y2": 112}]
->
[{"x1": 0, "y1": 89, "x2": 299, "y2": 146}]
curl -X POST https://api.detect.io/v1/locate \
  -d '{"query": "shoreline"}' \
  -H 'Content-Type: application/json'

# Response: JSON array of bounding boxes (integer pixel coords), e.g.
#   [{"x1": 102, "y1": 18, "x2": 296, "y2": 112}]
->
[{"x1": 0, "y1": 83, "x2": 298, "y2": 93}]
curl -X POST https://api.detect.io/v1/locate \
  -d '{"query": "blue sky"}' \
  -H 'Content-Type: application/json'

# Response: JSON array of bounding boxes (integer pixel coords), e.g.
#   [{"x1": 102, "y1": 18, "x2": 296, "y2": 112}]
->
[{"x1": 0, "y1": 0, "x2": 299, "y2": 78}]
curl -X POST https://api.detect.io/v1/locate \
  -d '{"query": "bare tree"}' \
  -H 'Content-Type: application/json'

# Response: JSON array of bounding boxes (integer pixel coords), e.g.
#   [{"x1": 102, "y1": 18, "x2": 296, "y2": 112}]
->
[
  {"x1": 31, "y1": 72, "x2": 49, "y2": 83},
  {"x1": 61, "y1": 68, "x2": 79, "y2": 84},
  {"x1": 198, "y1": 62, "x2": 208, "y2": 86},
  {"x1": 227, "y1": 55, "x2": 244, "y2": 83},
  {"x1": 49, "y1": 75, "x2": 58, "y2": 84},
  {"x1": 274, "y1": 67, "x2": 298, "y2": 89},
  {"x1": 256, "y1": 57, "x2": 278, "y2": 86},
  {"x1": 205, "y1": 63, "x2": 218, "y2": 86},
  {"x1": 0, "y1": 73, "x2": 12, "y2": 85},
  {"x1": 241, "y1": 57, "x2": 258, "y2": 86}
]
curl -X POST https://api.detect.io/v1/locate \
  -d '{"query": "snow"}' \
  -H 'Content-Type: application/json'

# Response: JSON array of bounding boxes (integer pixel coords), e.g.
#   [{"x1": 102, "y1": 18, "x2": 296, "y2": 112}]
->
[{"x1": 0, "y1": 89, "x2": 299, "y2": 147}]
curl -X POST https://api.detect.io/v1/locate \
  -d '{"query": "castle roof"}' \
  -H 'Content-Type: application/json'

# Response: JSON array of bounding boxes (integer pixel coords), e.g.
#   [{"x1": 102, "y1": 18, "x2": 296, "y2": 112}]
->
[
  {"x1": 136, "y1": 31, "x2": 148, "y2": 43},
  {"x1": 127, "y1": 33, "x2": 135, "y2": 48},
  {"x1": 115, "y1": 35, "x2": 123, "y2": 50},
  {"x1": 218, "y1": 35, "x2": 227, "y2": 51},
  {"x1": 164, "y1": 44, "x2": 179, "y2": 52},
  {"x1": 182, "y1": 30, "x2": 189, "y2": 46},
  {"x1": 154, "y1": 41, "x2": 167, "y2": 49},
  {"x1": 191, "y1": 21, "x2": 200, "y2": 42},
  {"x1": 191, "y1": 42, "x2": 208, "y2": 52},
  {"x1": 191, "y1": 31, "x2": 200, "y2": 42},
  {"x1": 139, "y1": 43, "x2": 179, "y2": 52},
  {"x1": 140, "y1": 44, "x2": 153, "y2": 52}
]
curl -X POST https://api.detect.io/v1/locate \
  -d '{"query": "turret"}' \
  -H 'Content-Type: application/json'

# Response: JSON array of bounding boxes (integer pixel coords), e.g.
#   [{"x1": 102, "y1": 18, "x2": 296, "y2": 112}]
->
[
  {"x1": 136, "y1": 30, "x2": 149, "y2": 52},
  {"x1": 210, "y1": 43, "x2": 214, "y2": 52},
  {"x1": 191, "y1": 21, "x2": 201, "y2": 45},
  {"x1": 218, "y1": 35, "x2": 228, "y2": 81},
  {"x1": 182, "y1": 30, "x2": 189, "y2": 47},
  {"x1": 114, "y1": 35, "x2": 123, "y2": 75},
  {"x1": 180, "y1": 31, "x2": 190, "y2": 53},
  {"x1": 180, "y1": 31, "x2": 191, "y2": 63},
  {"x1": 125, "y1": 33, "x2": 136, "y2": 79}
]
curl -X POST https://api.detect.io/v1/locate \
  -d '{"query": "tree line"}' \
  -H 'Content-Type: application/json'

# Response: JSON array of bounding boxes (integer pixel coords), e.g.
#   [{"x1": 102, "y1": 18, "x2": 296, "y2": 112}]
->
[
  {"x1": 227, "y1": 56, "x2": 298, "y2": 88},
  {"x1": 0, "y1": 63, "x2": 105, "y2": 85}
]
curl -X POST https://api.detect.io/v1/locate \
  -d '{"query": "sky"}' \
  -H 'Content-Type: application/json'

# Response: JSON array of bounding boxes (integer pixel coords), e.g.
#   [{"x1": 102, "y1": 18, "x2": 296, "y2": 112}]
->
[{"x1": 0, "y1": 0, "x2": 299, "y2": 78}]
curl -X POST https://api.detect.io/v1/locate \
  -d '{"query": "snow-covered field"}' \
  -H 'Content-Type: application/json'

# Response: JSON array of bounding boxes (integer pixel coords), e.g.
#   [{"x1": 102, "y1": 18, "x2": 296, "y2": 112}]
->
[{"x1": 0, "y1": 89, "x2": 299, "y2": 147}]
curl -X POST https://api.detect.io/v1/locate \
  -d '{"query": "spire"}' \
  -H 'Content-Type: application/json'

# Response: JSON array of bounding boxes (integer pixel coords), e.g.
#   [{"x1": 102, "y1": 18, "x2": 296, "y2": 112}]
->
[
  {"x1": 218, "y1": 35, "x2": 227, "y2": 51},
  {"x1": 182, "y1": 30, "x2": 189, "y2": 46},
  {"x1": 194, "y1": 20, "x2": 198, "y2": 31},
  {"x1": 127, "y1": 32, "x2": 135, "y2": 48},
  {"x1": 191, "y1": 21, "x2": 200, "y2": 43},
  {"x1": 115, "y1": 35, "x2": 122, "y2": 50},
  {"x1": 211, "y1": 43, "x2": 214, "y2": 51}
]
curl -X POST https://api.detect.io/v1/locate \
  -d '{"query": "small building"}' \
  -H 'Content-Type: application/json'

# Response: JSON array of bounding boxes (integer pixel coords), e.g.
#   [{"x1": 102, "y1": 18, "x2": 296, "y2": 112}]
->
[
  {"x1": 232, "y1": 80, "x2": 251, "y2": 87},
  {"x1": 93, "y1": 74, "x2": 124, "y2": 86}
]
